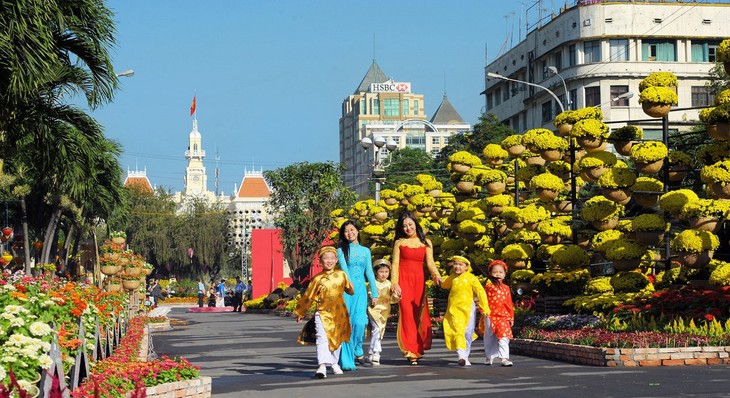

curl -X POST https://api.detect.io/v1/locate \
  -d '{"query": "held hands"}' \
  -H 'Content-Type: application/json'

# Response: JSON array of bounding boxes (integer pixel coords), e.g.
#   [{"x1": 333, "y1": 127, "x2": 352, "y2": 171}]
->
[
  {"x1": 390, "y1": 282, "x2": 402, "y2": 297},
  {"x1": 431, "y1": 274, "x2": 443, "y2": 286},
  {"x1": 296, "y1": 317, "x2": 302, "y2": 324}
]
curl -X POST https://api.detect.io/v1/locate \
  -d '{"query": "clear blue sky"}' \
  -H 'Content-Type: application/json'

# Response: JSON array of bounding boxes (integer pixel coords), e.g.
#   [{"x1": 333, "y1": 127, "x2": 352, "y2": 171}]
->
[{"x1": 91, "y1": 0, "x2": 555, "y2": 194}]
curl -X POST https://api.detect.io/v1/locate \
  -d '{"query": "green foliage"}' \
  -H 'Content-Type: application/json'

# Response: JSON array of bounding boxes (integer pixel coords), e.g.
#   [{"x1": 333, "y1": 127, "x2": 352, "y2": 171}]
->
[
  {"x1": 436, "y1": 114, "x2": 515, "y2": 166},
  {"x1": 384, "y1": 147, "x2": 444, "y2": 190},
  {"x1": 609, "y1": 125, "x2": 643, "y2": 141},
  {"x1": 264, "y1": 162, "x2": 357, "y2": 272}
]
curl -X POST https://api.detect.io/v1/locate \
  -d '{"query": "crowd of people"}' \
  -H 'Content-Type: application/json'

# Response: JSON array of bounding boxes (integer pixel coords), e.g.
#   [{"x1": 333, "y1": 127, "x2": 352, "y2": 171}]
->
[
  {"x1": 196, "y1": 276, "x2": 252, "y2": 309},
  {"x1": 294, "y1": 211, "x2": 515, "y2": 379}
]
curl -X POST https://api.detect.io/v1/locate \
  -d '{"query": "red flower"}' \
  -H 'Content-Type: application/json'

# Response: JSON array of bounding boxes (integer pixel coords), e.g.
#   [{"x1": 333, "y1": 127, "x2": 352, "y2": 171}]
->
[{"x1": 704, "y1": 314, "x2": 715, "y2": 321}]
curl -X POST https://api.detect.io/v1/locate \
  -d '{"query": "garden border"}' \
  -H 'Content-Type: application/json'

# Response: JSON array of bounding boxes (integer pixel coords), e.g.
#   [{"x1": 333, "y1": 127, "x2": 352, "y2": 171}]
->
[{"x1": 512, "y1": 339, "x2": 730, "y2": 366}]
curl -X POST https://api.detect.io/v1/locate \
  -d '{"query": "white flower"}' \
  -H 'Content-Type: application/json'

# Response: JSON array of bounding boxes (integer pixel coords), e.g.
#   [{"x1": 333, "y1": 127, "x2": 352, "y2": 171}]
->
[
  {"x1": 16, "y1": 379, "x2": 31, "y2": 390},
  {"x1": 0, "y1": 313, "x2": 13, "y2": 320},
  {"x1": 0, "y1": 364, "x2": 6, "y2": 381},
  {"x1": 4, "y1": 305, "x2": 21, "y2": 314},
  {"x1": 39, "y1": 354, "x2": 53, "y2": 369},
  {"x1": 41, "y1": 299, "x2": 56, "y2": 307},
  {"x1": 9, "y1": 317, "x2": 25, "y2": 327},
  {"x1": 30, "y1": 322, "x2": 52, "y2": 337},
  {"x1": 2, "y1": 284, "x2": 16, "y2": 291},
  {"x1": 1, "y1": 356, "x2": 16, "y2": 363}
]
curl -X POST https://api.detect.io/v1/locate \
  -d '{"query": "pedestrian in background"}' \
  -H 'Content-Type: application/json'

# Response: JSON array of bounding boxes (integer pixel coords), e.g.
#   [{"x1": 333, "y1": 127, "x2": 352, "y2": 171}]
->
[
  {"x1": 197, "y1": 278, "x2": 205, "y2": 308},
  {"x1": 216, "y1": 279, "x2": 226, "y2": 307},
  {"x1": 483, "y1": 259, "x2": 514, "y2": 367},
  {"x1": 234, "y1": 276, "x2": 246, "y2": 312}
]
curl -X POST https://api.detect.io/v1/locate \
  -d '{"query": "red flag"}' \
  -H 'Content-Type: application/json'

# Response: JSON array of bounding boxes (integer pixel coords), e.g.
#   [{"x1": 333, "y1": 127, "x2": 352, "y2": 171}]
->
[{"x1": 190, "y1": 96, "x2": 196, "y2": 116}]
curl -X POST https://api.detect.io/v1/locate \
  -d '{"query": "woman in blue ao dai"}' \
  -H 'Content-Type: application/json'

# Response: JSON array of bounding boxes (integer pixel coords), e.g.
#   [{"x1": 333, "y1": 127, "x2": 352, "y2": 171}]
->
[{"x1": 337, "y1": 220, "x2": 379, "y2": 370}]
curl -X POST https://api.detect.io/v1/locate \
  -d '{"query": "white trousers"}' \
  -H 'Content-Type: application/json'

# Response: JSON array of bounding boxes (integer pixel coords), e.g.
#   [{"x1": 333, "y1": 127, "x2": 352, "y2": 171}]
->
[
  {"x1": 315, "y1": 312, "x2": 341, "y2": 365},
  {"x1": 483, "y1": 316, "x2": 510, "y2": 361},
  {"x1": 368, "y1": 315, "x2": 382, "y2": 355},
  {"x1": 456, "y1": 302, "x2": 477, "y2": 360}
]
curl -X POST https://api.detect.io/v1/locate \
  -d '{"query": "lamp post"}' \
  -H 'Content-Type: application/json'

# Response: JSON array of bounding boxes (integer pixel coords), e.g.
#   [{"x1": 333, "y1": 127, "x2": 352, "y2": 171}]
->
[
  {"x1": 361, "y1": 135, "x2": 397, "y2": 203},
  {"x1": 487, "y1": 72, "x2": 565, "y2": 114},
  {"x1": 595, "y1": 91, "x2": 634, "y2": 108},
  {"x1": 116, "y1": 69, "x2": 135, "y2": 78},
  {"x1": 547, "y1": 66, "x2": 571, "y2": 110}
]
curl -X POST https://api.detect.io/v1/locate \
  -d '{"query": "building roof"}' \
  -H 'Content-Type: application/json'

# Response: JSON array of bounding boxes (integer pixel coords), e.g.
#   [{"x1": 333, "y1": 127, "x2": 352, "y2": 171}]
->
[
  {"x1": 124, "y1": 169, "x2": 153, "y2": 194},
  {"x1": 236, "y1": 170, "x2": 271, "y2": 198},
  {"x1": 430, "y1": 95, "x2": 465, "y2": 125},
  {"x1": 355, "y1": 60, "x2": 389, "y2": 94}
]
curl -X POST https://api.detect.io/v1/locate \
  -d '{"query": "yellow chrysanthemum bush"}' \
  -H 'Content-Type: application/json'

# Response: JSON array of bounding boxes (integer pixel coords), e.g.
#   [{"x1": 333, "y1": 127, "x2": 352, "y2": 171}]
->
[
  {"x1": 659, "y1": 189, "x2": 699, "y2": 216},
  {"x1": 570, "y1": 118, "x2": 610, "y2": 139},
  {"x1": 670, "y1": 230, "x2": 720, "y2": 253},
  {"x1": 482, "y1": 143, "x2": 509, "y2": 160},
  {"x1": 550, "y1": 244, "x2": 591, "y2": 271},
  {"x1": 582, "y1": 196, "x2": 625, "y2": 222}
]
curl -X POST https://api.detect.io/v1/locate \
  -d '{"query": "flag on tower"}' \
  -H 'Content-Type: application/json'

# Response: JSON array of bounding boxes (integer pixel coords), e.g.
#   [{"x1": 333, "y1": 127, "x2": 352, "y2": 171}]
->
[{"x1": 190, "y1": 96, "x2": 197, "y2": 116}]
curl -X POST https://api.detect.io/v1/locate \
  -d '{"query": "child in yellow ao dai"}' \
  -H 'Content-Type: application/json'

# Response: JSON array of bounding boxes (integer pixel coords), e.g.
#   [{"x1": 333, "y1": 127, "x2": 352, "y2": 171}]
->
[
  {"x1": 366, "y1": 259, "x2": 400, "y2": 365},
  {"x1": 441, "y1": 256, "x2": 489, "y2": 366}
]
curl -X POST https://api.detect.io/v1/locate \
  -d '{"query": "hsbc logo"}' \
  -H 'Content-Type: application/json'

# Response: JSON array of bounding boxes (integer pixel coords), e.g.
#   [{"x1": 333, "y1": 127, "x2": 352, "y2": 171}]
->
[{"x1": 370, "y1": 82, "x2": 411, "y2": 93}]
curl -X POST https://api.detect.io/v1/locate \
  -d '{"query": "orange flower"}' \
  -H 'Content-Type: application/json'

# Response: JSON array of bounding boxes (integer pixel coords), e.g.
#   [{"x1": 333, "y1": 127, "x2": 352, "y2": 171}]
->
[{"x1": 11, "y1": 291, "x2": 28, "y2": 301}]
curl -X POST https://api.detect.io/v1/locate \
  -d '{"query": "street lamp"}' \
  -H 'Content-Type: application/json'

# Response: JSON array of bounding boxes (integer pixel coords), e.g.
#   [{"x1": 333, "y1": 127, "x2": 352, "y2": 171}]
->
[
  {"x1": 116, "y1": 69, "x2": 135, "y2": 78},
  {"x1": 487, "y1": 72, "x2": 565, "y2": 113},
  {"x1": 547, "y1": 66, "x2": 571, "y2": 110},
  {"x1": 361, "y1": 135, "x2": 397, "y2": 203},
  {"x1": 595, "y1": 91, "x2": 634, "y2": 108}
]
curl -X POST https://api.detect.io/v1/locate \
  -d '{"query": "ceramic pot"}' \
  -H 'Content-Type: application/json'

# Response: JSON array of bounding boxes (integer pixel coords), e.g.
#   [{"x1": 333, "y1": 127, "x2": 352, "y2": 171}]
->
[
  {"x1": 635, "y1": 159, "x2": 664, "y2": 174},
  {"x1": 642, "y1": 102, "x2": 671, "y2": 118}
]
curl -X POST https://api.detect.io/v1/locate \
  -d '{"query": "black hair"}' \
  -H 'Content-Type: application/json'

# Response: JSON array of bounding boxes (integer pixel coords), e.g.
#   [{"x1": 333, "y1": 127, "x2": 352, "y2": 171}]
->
[
  {"x1": 393, "y1": 211, "x2": 429, "y2": 247},
  {"x1": 338, "y1": 220, "x2": 361, "y2": 264}
]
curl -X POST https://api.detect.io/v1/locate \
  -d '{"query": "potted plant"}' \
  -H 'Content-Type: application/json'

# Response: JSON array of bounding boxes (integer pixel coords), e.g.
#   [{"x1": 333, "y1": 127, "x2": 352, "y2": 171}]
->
[
  {"x1": 659, "y1": 189, "x2": 699, "y2": 217},
  {"x1": 100, "y1": 257, "x2": 121, "y2": 276},
  {"x1": 699, "y1": 107, "x2": 724, "y2": 141},
  {"x1": 609, "y1": 125, "x2": 643, "y2": 156},
  {"x1": 536, "y1": 218, "x2": 573, "y2": 244},
  {"x1": 482, "y1": 143, "x2": 509, "y2": 166},
  {"x1": 476, "y1": 168, "x2": 508, "y2": 195},
  {"x1": 110, "y1": 230, "x2": 127, "y2": 244},
  {"x1": 421, "y1": 179, "x2": 443, "y2": 198},
  {"x1": 667, "y1": 150, "x2": 693, "y2": 182},
  {"x1": 501, "y1": 242, "x2": 534, "y2": 271},
  {"x1": 520, "y1": 148, "x2": 545, "y2": 166},
  {"x1": 670, "y1": 229, "x2": 720, "y2": 269},
  {"x1": 553, "y1": 109, "x2": 579, "y2": 136},
  {"x1": 530, "y1": 172, "x2": 565, "y2": 202},
  {"x1": 458, "y1": 219, "x2": 487, "y2": 241},
  {"x1": 142, "y1": 262, "x2": 155, "y2": 276},
  {"x1": 577, "y1": 151, "x2": 618, "y2": 182},
  {"x1": 501, "y1": 134, "x2": 525, "y2": 157},
  {"x1": 570, "y1": 118, "x2": 610, "y2": 152},
  {"x1": 545, "y1": 244, "x2": 589, "y2": 272},
  {"x1": 639, "y1": 86, "x2": 678, "y2": 118},
  {"x1": 597, "y1": 167, "x2": 636, "y2": 205},
  {"x1": 533, "y1": 133, "x2": 569, "y2": 161},
  {"x1": 108, "y1": 277, "x2": 123, "y2": 293},
  {"x1": 718, "y1": 38, "x2": 730, "y2": 75},
  {"x1": 522, "y1": 128, "x2": 553, "y2": 153},
  {"x1": 638, "y1": 71, "x2": 678, "y2": 92},
  {"x1": 713, "y1": 97, "x2": 730, "y2": 139},
  {"x1": 481, "y1": 193, "x2": 513, "y2": 216},
  {"x1": 449, "y1": 151, "x2": 482, "y2": 174},
  {"x1": 546, "y1": 160, "x2": 571, "y2": 181},
  {"x1": 582, "y1": 196, "x2": 625, "y2": 231},
  {"x1": 679, "y1": 198, "x2": 730, "y2": 233},
  {"x1": 120, "y1": 272, "x2": 142, "y2": 290},
  {"x1": 629, "y1": 141, "x2": 668, "y2": 174},
  {"x1": 516, "y1": 203, "x2": 552, "y2": 231},
  {"x1": 515, "y1": 163, "x2": 545, "y2": 188},
  {"x1": 452, "y1": 170, "x2": 478, "y2": 194},
  {"x1": 408, "y1": 194, "x2": 436, "y2": 215},
  {"x1": 604, "y1": 238, "x2": 649, "y2": 272},
  {"x1": 701, "y1": 159, "x2": 730, "y2": 199},
  {"x1": 632, "y1": 177, "x2": 664, "y2": 208},
  {"x1": 100, "y1": 240, "x2": 124, "y2": 260},
  {"x1": 631, "y1": 213, "x2": 670, "y2": 246}
]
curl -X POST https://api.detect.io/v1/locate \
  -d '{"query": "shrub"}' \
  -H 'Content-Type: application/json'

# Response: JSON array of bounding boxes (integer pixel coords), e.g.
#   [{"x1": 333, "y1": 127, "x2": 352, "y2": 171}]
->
[
  {"x1": 604, "y1": 238, "x2": 649, "y2": 261},
  {"x1": 631, "y1": 213, "x2": 670, "y2": 232},
  {"x1": 659, "y1": 189, "x2": 699, "y2": 215},
  {"x1": 570, "y1": 118, "x2": 609, "y2": 139},
  {"x1": 609, "y1": 125, "x2": 643, "y2": 141},
  {"x1": 597, "y1": 167, "x2": 636, "y2": 189},
  {"x1": 553, "y1": 109, "x2": 579, "y2": 126},
  {"x1": 522, "y1": 128, "x2": 553, "y2": 148},
  {"x1": 667, "y1": 150, "x2": 693, "y2": 167},
  {"x1": 638, "y1": 71, "x2": 678, "y2": 92},
  {"x1": 449, "y1": 150, "x2": 482, "y2": 166},
  {"x1": 718, "y1": 39, "x2": 730, "y2": 62},
  {"x1": 670, "y1": 230, "x2": 720, "y2": 253},
  {"x1": 700, "y1": 160, "x2": 730, "y2": 184},
  {"x1": 582, "y1": 196, "x2": 624, "y2": 222},
  {"x1": 532, "y1": 133, "x2": 569, "y2": 151},
  {"x1": 611, "y1": 271, "x2": 651, "y2": 293},
  {"x1": 629, "y1": 141, "x2": 668, "y2": 163},
  {"x1": 483, "y1": 143, "x2": 509, "y2": 159},
  {"x1": 639, "y1": 86, "x2": 678, "y2": 105},
  {"x1": 680, "y1": 199, "x2": 730, "y2": 220},
  {"x1": 531, "y1": 173, "x2": 565, "y2": 191},
  {"x1": 550, "y1": 244, "x2": 590, "y2": 270}
]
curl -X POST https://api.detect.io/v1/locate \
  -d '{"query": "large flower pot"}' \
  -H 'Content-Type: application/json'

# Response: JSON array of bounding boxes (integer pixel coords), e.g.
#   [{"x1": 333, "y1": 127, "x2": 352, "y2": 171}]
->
[
  {"x1": 634, "y1": 193, "x2": 660, "y2": 208},
  {"x1": 496, "y1": 224, "x2": 509, "y2": 236},
  {"x1": 642, "y1": 102, "x2": 671, "y2": 118},
  {"x1": 668, "y1": 166, "x2": 687, "y2": 182},
  {"x1": 613, "y1": 140, "x2": 635, "y2": 157},
  {"x1": 455, "y1": 181, "x2": 475, "y2": 193},
  {"x1": 141, "y1": 267, "x2": 153, "y2": 276},
  {"x1": 711, "y1": 182, "x2": 730, "y2": 199},
  {"x1": 428, "y1": 189, "x2": 442, "y2": 198},
  {"x1": 486, "y1": 181, "x2": 506, "y2": 195},
  {"x1": 108, "y1": 282, "x2": 123, "y2": 293},
  {"x1": 612, "y1": 259, "x2": 641, "y2": 272},
  {"x1": 372, "y1": 211, "x2": 388, "y2": 223},
  {"x1": 635, "y1": 159, "x2": 664, "y2": 175},
  {"x1": 450, "y1": 162, "x2": 471, "y2": 174},
  {"x1": 540, "y1": 149, "x2": 563, "y2": 162},
  {"x1": 707, "y1": 125, "x2": 726, "y2": 141},
  {"x1": 460, "y1": 232, "x2": 483, "y2": 241},
  {"x1": 525, "y1": 156, "x2": 546, "y2": 166},
  {"x1": 126, "y1": 266, "x2": 142, "y2": 277},
  {"x1": 540, "y1": 234, "x2": 562, "y2": 245},
  {"x1": 486, "y1": 157, "x2": 504, "y2": 166},
  {"x1": 634, "y1": 231, "x2": 665, "y2": 247},
  {"x1": 111, "y1": 237, "x2": 126, "y2": 245},
  {"x1": 576, "y1": 236, "x2": 591, "y2": 250},
  {"x1": 675, "y1": 251, "x2": 714, "y2": 269},
  {"x1": 525, "y1": 222, "x2": 539, "y2": 232},
  {"x1": 577, "y1": 136, "x2": 607, "y2": 153},
  {"x1": 557, "y1": 123, "x2": 572, "y2": 136},
  {"x1": 384, "y1": 198, "x2": 398, "y2": 206},
  {"x1": 122, "y1": 279, "x2": 141, "y2": 291},
  {"x1": 556, "y1": 200, "x2": 573, "y2": 213},
  {"x1": 591, "y1": 217, "x2": 619, "y2": 231},
  {"x1": 505, "y1": 219, "x2": 524, "y2": 230},
  {"x1": 100, "y1": 265, "x2": 121, "y2": 276},
  {"x1": 717, "y1": 122, "x2": 730, "y2": 141},
  {"x1": 536, "y1": 188, "x2": 559, "y2": 202},
  {"x1": 504, "y1": 258, "x2": 528, "y2": 270},
  {"x1": 507, "y1": 145, "x2": 525, "y2": 157},
  {"x1": 580, "y1": 166, "x2": 605, "y2": 183},
  {"x1": 602, "y1": 188, "x2": 632, "y2": 205},
  {"x1": 689, "y1": 216, "x2": 722, "y2": 233}
]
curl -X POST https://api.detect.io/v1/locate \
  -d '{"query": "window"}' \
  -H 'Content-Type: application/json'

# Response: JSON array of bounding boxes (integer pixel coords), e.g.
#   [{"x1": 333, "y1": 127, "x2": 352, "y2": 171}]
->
[
  {"x1": 443, "y1": 136, "x2": 449, "y2": 145},
  {"x1": 691, "y1": 41, "x2": 720, "y2": 62},
  {"x1": 495, "y1": 88, "x2": 502, "y2": 105},
  {"x1": 372, "y1": 98, "x2": 380, "y2": 115},
  {"x1": 511, "y1": 81, "x2": 519, "y2": 97},
  {"x1": 502, "y1": 84, "x2": 510, "y2": 101},
  {"x1": 413, "y1": 100, "x2": 419, "y2": 115},
  {"x1": 553, "y1": 51, "x2": 562, "y2": 71},
  {"x1": 402, "y1": 99, "x2": 409, "y2": 116},
  {"x1": 642, "y1": 40, "x2": 676, "y2": 61},
  {"x1": 487, "y1": 93, "x2": 493, "y2": 110},
  {"x1": 585, "y1": 86, "x2": 601, "y2": 107},
  {"x1": 430, "y1": 149, "x2": 439, "y2": 157},
  {"x1": 570, "y1": 89, "x2": 578, "y2": 111},
  {"x1": 568, "y1": 44, "x2": 577, "y2": 66},
  {"x1": 584, "y1": 40, "x2": 601, "y2": 63},
  {"x1": 542, "y1": 101, "x2": 553, "y2": 123},
  {"x1": 558, "y1": 94, "x2": 566, "y2": 112},
  {"x1": 609, "y1": 39, "x2": 629, "y2": 61},
  {"x1": 691, "y1": 86, "x2": 715, "y2": 107},
  {"x1": 362, "y1": 99, "x2": 367, "y2": 114},
  {"x1": 383, "y1": 99, "x2": 399, "y2": 116},
  {"x1": 393, "y1": 137, "x2": 400, "y2": 144},
  {"x1": 542, "y1": 60, "x2": 549, "y2": 80},
  {"x1": 610, "y1": 85, "x2": 630, "y2": 107},
  {"x1": 406, "y1": 134, "x2": 426, "y2": 150},
  {"x1": 431, "y1": 136, "x2": 440, "y2": 145}
]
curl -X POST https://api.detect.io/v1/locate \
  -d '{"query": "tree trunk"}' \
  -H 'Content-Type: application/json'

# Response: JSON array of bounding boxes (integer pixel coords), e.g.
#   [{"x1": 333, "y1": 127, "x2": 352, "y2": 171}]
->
[
  {"x1": 20, "y1": 196, "x2": 32, "y2": 274},
  {"x1": 41, "y1": 207, "x2": 63, "y2": 265},
  {"x1": 91, "y1": 226, "x2": 101, "y2": 288},
  {"x1": 62, "y1": 225, "x2": 75, "y2": 275}
]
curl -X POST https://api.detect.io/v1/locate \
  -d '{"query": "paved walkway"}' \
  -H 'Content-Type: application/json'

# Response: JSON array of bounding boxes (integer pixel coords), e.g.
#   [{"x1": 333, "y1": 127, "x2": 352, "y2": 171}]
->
[{"x1": 151, "y1": 309, "x2": 730, "y2": 398}]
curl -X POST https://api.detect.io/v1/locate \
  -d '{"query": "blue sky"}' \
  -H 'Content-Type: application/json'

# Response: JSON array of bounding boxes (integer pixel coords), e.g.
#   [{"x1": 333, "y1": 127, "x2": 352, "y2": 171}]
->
[{"x1": 92, "y1": 0, "x2": 553, "y2": 194}]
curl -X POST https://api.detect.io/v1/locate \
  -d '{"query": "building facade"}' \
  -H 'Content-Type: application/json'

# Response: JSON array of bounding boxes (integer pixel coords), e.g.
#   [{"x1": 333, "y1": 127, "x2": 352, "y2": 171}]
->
[
  {"x1": 483, "y1": 1, "x2": 730, "y2": 137},
  {"x1": 340, "y1": 61, "x2": 470, "y2": 197}
]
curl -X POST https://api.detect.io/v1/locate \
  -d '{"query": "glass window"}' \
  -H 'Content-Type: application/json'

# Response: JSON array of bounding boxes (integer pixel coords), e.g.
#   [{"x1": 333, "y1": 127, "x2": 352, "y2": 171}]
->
[
  {"x1": 431, "y1": 136, "x2": 440, "y2": 145},
  {"x1": 553, "y1": 51, "x2": 562, "y2": 71},
  {"x1": 414, "y1": 100, "x2": 419, "y2": 115},
  {"x1": 383, "y1": 99, "x2": 399, "y2": 116},
  {"x1": 691, "y1": 41, "x2": 720, "y2": 62},
  {"x1": 495, "y1": 88, "x2": 502, "y2": 105},
  {"x1": 362, "y1": 99, "x2": 367, "y2": 114},
  {"x1": 487, "y1": 93, "x2": 493, "y2": 110},
  {"x1": 373, "y1": 98, "x2": 380, "y2": 115},
  {"x1": 430, "y1": 149, "x2": 439, "y2": 157},
  {"x1": 511, "y1": 81, "x2": 519, "y2": 97},
  {"x1": 541, "y1": 101, "x2": 553, "y2": 123},
  {"x1": 642, "y1": 40, "x2": 676, "y2": 61},
  {"x1": 691, "y1": 86, "x2": 715, "y2": 107},
  {"x1": 393, "y1": 137, "x2": 400, "y2": 144},
  {"x1": 610, "y1": 85, "x2": 630, "y2": 107},
  {"x1": 570, "y1": 89, "x2": 578, "y2": 111},
  {"x1": 542, "y1": 60, "x2": 549, "y2": 80},
  {"x1": 568, "y1": 44, "x2": 577, "y2": 66},
  {"x1": 406, "y1": 134, "x2": 426, "y2": 151},
  {"x1": 502, "y1": 84, "x2": 509, "y2": 101},
  {"x1": 443, "y1": 136, "x2": 449, "y2": 145},
  {"x1": 609, "y1": 39, "x2": 629, "y2": 61},
  {"x1": 402, "y1": 99, "x2": 409, "y2": 116},
  {"x1": 558, "y1": 94, "x2": 566, "y2": 112},
  {"x1": 584, "y1": 40, "x2": 601, "y2": 63},
  {"x1": 585, "y1": 86, "x2": 601, "y2": 107}
]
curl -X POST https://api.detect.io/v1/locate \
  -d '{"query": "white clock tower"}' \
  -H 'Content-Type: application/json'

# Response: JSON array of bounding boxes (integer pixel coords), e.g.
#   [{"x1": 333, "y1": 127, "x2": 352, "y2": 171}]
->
[{"x1": 184, "y1": 119, "x2": 208, "y2": 195}]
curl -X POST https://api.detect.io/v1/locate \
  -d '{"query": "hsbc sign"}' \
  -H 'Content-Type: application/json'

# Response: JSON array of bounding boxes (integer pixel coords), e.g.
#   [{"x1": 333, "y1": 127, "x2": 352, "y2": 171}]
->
[{"x1": 369, "y1": 82, "x2": 411, "y2": 93}]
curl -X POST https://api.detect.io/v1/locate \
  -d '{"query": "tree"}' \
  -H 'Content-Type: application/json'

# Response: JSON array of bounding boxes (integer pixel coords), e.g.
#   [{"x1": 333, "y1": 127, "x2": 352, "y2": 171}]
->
[
  {"x1": 434, "y1": 113, "x2": 515, "y2": 167},
  {"x1": 264, "y1": 162, "x2": 356, "y2": 276},
  {"x1": 706, "y1": 62, "x2": 730, "y2": 95},
  {"x1": 382, "y1": 147, "x2": 443, "y2": 190}
]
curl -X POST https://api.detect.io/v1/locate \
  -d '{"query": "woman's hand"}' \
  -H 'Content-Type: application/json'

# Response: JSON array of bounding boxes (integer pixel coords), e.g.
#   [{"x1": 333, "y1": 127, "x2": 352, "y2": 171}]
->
[
  {"x1": 296, "y1": 317, "x2": 303, "y2": 324},
  {"x1": 432, "y1": 274, "x2": 443, "y2": 286},
  {"x1": 391, "y1": 282, "x2": 402, "y2": 297}
]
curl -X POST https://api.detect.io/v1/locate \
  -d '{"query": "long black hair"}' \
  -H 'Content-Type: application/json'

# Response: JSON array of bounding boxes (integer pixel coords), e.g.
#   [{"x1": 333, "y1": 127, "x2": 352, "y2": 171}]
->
[
  {"x1": 338, "y1": 220, "x2": 360, "y2": 264},
  {"x1": 394, "y1": 211, "x2": 429, "y2": 247}
]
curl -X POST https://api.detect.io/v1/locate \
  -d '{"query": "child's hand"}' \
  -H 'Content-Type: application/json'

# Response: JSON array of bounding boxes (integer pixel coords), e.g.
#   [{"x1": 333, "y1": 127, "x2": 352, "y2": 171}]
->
[
  {"x1": 391, "y1": 283, "x2": 401, "y2": 297},
  {"x1": 296, "y1": 317, "x2": 302, "y2": 324}
]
